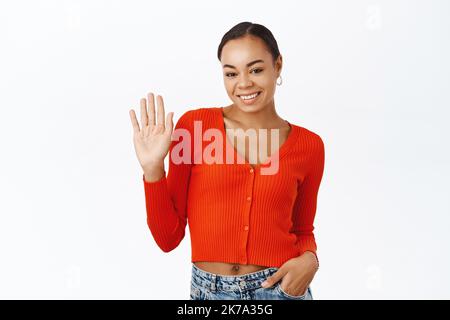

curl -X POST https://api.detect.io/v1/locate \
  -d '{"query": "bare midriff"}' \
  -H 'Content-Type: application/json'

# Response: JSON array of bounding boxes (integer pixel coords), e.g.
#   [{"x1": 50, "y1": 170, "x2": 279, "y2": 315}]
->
[{"x1": 194, "y1": 261, "x2": 271, "y2": 276}]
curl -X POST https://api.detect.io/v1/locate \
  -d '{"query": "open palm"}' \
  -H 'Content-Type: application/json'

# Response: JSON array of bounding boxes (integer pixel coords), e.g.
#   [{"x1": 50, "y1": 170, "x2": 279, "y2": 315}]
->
[{"x1": 129, "y1": 92, "x2": 174, "y2": 171}]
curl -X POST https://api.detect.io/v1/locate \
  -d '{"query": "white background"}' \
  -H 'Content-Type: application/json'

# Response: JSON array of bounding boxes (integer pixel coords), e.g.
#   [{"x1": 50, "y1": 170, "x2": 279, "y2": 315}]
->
[{"x1": 0, "y1": 0, "x2": 449, "y2": 299}]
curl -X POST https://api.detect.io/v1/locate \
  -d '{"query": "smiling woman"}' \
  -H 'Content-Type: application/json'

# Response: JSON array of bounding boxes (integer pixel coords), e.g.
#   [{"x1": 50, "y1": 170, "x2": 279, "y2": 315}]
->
[
  {"x1": 219, "y1": 31, "x2": 281, "y2": 113},
  {"x1": 130, "y1": 21, "x2": 324, "y2": 300}
]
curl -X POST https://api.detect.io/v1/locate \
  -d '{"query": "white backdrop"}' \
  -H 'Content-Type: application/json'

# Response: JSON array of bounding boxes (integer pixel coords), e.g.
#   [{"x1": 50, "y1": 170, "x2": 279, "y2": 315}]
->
[{"x1": 0, "y1": 0, "x2": 449, "y2": 299}]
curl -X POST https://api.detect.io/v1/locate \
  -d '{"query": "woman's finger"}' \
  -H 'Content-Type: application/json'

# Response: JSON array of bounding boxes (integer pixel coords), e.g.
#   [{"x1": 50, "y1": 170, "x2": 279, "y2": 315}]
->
[
  {"x1": 157, "y1": 95, "x2": 165, "y2": 129},
  {"x1": 140, "y1": 98, "x2": 148, "y2": 128},
  {"x1": 129, "y1": 109, "x2": 141, "y2": 134},
  {"x1": 147, "y1": 92, "x2": 155, "y2": 126},
  {"x1": 165, "y1": 112, "x2": 174, "y2": 135}
]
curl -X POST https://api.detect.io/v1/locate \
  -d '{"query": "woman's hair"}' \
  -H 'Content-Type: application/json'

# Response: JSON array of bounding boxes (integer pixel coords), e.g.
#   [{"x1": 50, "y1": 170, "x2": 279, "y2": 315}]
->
[{"x1": 217, "y1": 22, "x2": 281, "y2": 66}]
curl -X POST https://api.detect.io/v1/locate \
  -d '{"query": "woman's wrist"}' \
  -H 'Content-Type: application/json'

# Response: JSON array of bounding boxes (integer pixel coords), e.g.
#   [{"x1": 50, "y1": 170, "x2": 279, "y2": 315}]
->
[
  {"x1": 143, "y1": 164, "x2": 165, "y2": 183},
  {"x1": 303, "y1": 251, "x2": 320, "y2": 270}
]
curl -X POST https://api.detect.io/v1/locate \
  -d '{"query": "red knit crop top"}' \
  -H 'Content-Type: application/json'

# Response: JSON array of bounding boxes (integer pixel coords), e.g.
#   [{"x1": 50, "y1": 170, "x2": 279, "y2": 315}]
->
[{"x1": 142, "y1": 107, "x2": 325, "y2": 268}]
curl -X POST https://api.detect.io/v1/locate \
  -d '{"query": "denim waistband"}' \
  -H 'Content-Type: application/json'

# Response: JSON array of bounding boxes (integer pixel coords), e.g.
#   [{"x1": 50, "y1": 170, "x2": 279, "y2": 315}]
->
[{"x1": 191, "y1": 263, "x2": 279, "y2": 292}]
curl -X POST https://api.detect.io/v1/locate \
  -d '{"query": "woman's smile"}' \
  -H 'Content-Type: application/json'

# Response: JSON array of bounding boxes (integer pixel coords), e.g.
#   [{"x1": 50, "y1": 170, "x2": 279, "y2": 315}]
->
[{"x1": 238, "y1": 90, "x2": 262, "y2": 105}]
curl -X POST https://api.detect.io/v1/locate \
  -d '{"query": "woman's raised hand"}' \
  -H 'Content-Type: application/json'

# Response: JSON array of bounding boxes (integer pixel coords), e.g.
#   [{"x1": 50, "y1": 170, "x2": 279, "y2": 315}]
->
[{"x1": 129, "y1": 93, "x2": 174, "y2": 172}]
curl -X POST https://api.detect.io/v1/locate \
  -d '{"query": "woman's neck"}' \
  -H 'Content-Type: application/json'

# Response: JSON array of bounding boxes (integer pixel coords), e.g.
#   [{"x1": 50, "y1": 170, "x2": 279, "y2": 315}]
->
[{"x1": 223, "y1": 102, "x2": 286, "y2": 129}]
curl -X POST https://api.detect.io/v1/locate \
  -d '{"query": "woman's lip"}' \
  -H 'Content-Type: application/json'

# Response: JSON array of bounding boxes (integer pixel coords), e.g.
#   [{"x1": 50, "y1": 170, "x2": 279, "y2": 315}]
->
[
  {"x1": 238, "y1": 91, "x2": 262, "y2": 105},
  {"x1": 237, "y1": 91, "x2": 261, "y2": 97}
]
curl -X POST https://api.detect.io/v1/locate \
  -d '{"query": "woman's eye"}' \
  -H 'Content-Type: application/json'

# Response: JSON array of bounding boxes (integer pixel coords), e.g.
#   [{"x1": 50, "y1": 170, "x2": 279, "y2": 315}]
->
[{"x1": 226, "y1": 69, "x2": 263, "y2": 78}]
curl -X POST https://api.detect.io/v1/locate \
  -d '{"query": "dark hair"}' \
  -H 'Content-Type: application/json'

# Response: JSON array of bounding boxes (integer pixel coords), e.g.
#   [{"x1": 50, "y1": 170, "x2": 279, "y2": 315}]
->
[{"x1": 217, "y1": 22, "x2": 281, "y2": 65}]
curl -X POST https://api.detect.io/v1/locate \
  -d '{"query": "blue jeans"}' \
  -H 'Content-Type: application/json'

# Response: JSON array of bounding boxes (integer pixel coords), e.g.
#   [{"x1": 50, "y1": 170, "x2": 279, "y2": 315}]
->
[{"x1": 190, "y1": 263, "x2": 313, "y2": 300}]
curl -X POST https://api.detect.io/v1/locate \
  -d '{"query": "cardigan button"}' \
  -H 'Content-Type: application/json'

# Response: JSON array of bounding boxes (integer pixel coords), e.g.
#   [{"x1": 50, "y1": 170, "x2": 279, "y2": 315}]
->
[
  {"x1": 246, "y1": 196, "x2": 251, "y2": 201},
  {"x1": 249, "y1": 168, "x2": 254, "y2": 173},
  {"x1": 244, "y1": 225, "x2": 249, "y2": 231}
]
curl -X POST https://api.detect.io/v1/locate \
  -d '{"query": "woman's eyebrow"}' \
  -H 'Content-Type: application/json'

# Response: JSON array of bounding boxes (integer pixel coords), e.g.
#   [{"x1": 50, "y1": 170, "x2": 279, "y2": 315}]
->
[{"x1": 223, "y1": 59, "x2": 264, "y2": 69}]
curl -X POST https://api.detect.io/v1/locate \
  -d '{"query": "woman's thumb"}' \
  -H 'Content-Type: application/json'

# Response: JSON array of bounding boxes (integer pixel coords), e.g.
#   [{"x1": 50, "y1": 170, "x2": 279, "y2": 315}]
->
[{"x1": 261, "y1": 270, "x2": 284, "y2": 288}]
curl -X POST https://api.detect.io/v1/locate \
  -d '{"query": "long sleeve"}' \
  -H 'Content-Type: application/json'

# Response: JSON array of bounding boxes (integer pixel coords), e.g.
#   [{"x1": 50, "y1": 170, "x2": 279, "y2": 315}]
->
[
  {"x1": 142, "y1": 110, "x2": 193, "y2": 252},
  {"x1": 290, "y1": 134, "x2": 325, "y2": 264}
]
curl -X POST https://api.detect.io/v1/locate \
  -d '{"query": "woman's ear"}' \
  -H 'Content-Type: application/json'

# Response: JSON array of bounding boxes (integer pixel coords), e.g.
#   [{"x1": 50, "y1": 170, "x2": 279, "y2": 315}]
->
[{"x1": 275, "y1": 54, "x2": 283, "y2": 76}]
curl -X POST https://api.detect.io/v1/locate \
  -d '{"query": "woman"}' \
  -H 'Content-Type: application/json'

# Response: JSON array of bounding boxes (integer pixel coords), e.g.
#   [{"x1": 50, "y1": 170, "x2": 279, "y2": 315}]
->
[{"x1": 129, "y1": 22, "x2": 325, "y2": 300}]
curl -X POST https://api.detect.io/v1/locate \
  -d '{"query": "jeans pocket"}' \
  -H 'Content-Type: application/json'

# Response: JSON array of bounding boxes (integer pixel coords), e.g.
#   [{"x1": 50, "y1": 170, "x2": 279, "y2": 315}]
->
[
  {"x1": 275, "y1": 282, "x2": 309, "y2": 300},
  {"x1": 190, "y1": 279, "x2": 207, "y2": 300}
]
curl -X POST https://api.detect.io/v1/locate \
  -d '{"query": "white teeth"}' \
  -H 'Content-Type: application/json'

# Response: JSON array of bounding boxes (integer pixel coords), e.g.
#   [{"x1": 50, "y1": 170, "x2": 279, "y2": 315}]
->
[{"x1": 240, "y1": 92, "x2": 260, "y2": 100}]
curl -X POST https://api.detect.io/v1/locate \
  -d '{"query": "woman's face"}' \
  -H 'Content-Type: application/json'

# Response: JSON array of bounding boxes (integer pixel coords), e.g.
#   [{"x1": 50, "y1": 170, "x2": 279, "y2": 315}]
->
[{"x1": 220, "y1": 35, "x2": 282, "y2": 113}]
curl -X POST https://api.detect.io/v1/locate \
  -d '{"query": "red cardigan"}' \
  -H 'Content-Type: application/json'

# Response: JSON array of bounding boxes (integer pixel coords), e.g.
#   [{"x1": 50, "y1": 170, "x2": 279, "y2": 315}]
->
[{"x1": 142, "y1": 107, "x2": 325, "y2": 268}]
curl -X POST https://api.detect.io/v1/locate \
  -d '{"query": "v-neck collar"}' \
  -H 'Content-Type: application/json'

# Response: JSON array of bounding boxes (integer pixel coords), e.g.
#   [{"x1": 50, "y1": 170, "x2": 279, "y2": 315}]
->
[{"x1": 216, "y1": 106, "x2": 299, "y2": 170}]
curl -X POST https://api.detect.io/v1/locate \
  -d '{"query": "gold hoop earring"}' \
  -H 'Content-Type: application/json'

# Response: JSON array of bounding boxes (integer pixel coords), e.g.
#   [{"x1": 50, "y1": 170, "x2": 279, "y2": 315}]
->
[{"x1": 276, "y1": 75, "x2": 283, "y2": 86}]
